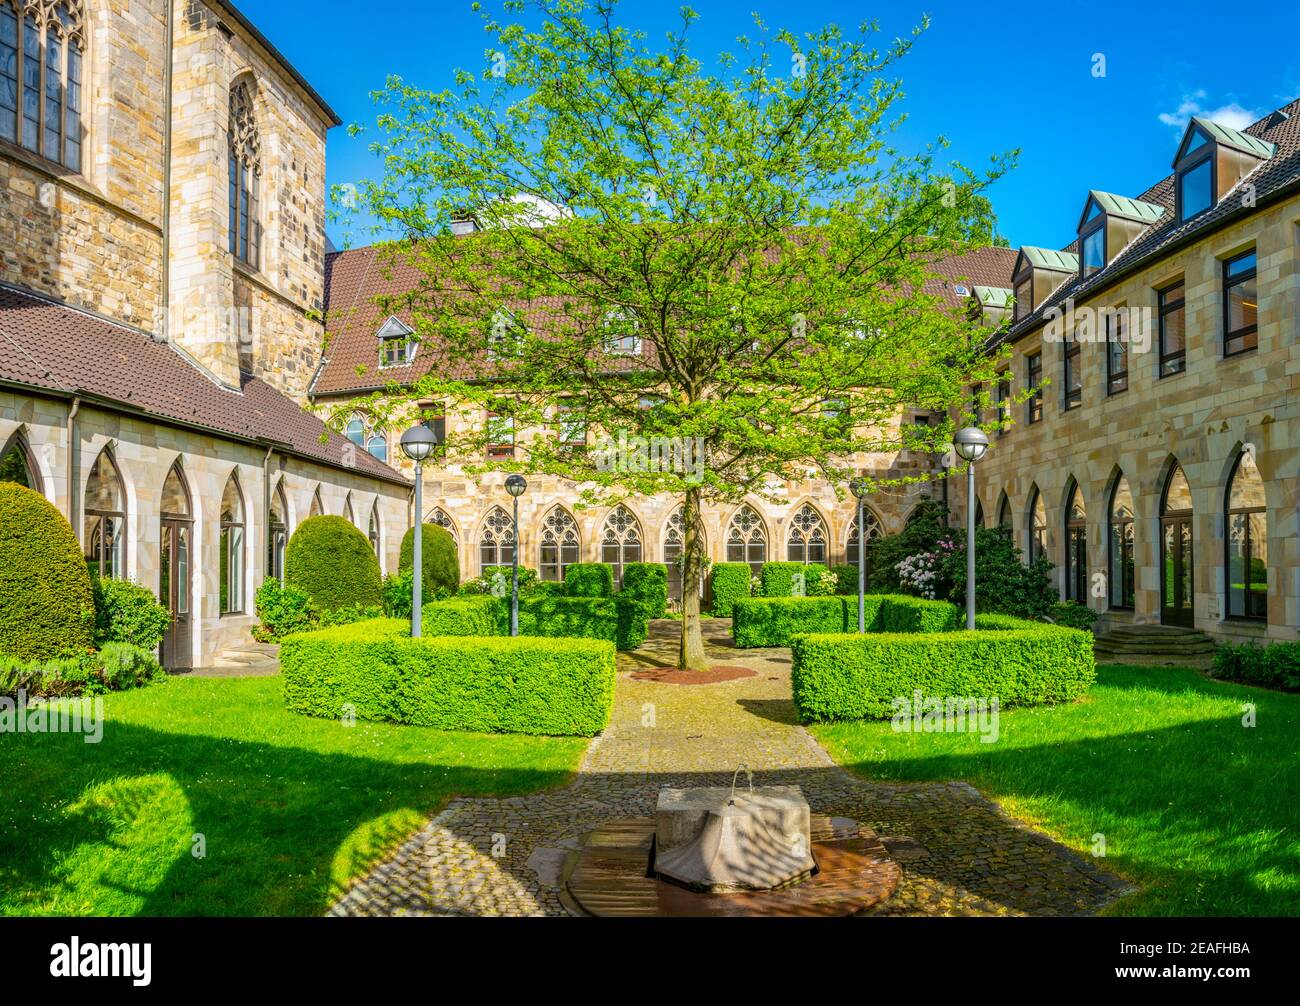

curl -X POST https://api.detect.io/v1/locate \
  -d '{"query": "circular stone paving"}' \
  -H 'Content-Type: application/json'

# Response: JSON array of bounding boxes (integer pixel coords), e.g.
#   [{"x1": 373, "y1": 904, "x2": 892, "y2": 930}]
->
[{"x1": 329, "y1": 621, "x2": 1135, "y2": 918}]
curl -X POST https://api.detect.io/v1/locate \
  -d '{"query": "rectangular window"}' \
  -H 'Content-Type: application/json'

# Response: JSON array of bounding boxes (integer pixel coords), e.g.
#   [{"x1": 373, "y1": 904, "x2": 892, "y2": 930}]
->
[
  {"x1": 380, "y1": 338, "x2": 411, "y2": 367},
  {"x1": 1026, "y1": 352, "x2": 1042, "y2": 424},
  {"x1": 486, "y1": 412, "x2": 515, "y2": 460},
  {"x1": 1223, "y1": 249, "x2": 1257, "y2": 356},
  {"x1": 0, "y1": 8, "x2": 17, "y2": 144},
  {"x1": 1106, "y1": 310, "x2": 1128, "y2": 395},
  {"x1": 1063, "y1": 337, "x2": 1081, "y2": 410},
  {"x1": 1179, "y1": 157, "x2": 1213, "y2": 222},
  {"x1": 994, "y1": 372, "x2": 1009, "y2": 435},
  {"x1": 1081, "y1": 226, "x2": 1105, "y2": 278},
  {"x1": 421, "y1": 410, "x2": 446, "y2": 447},
  {"x1": 1158, "y1": 280, "x2": 1186, "y2": 377},
  {"x1": 1014, "y1": 277, "x2": 1033, "y2": 321},
  {"x1": 555, "y1": 404, "x2": 586, "y2": 447}
]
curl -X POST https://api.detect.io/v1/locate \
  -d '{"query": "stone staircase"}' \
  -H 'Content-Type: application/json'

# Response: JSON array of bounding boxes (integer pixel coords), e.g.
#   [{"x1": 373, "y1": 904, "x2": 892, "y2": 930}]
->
[
  {"x1": 1093, "y1": 624, "x2": 1217, "y2": 669},
  {"x1": 209, "y1": 641, "x2": 281, "y2": 675}
]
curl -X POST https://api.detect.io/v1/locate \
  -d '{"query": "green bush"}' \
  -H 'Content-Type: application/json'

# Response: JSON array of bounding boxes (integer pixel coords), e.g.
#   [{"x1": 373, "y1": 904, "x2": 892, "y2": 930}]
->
[
  {"x1": 459, "y1": 566, "x2": 538, "y2": 597},
  {"x1": 943, "y1": 527, "x2": 1057, "y2": 619},
  {"x1": 280, "y1": 621, "x2": 616, "y2": 735},
  {"x1": 868, "y1": 499, "x2": 951, "y2": 593},
  {"x1": 398, "y1": 523, "x2": 459, "y2": 600},
  {"x1": 732, "y1": 594, "x2": 960, "y2": 647},
  {"x1": 0, "y1": 482, "x2": 95, "y2": 660},
  {"x1": 760, "y1": 561, "x2": 807, "y2": 598},
  {"x1": 621, "y1": 562, "x2": 668, "y2": 619},
  {"x1": 421, "y1": 594, "x2": 648, "y2": 650},
  {"x1": 791, "y1": 625, "x2": 1095, "y2": 722},
  {"x1": 92, "y1": 577, "x2": 170, "y2": 651},
  {"x1": 1211, "y1": 642, "x2": 1300, "y2": 692},
  {"x1": 1049, "y1": 601, "x2": 1101, "y2": 631},
  {"x1": 382, "y1": 570, "x2": 415, "y2": 619},
  {"x1": 252, "y1": 579, "x2": 317, "y2": 642},
  {"x1": 832, "y1": 564, "x2": 860, "y2": 596},
  {"x1": 284, "y1": 516, "x2": 382, "y2": 612},
  {"x1": 710, "y1": 562, "x2": 752, "y2": 616},
  {"x1": 422, "y1": 595, "x2": 505, "y2": 636},
  {"x1": 0, "y1": 642, "x2": 165, "y2": 698},
  {"x1": 875, "y1": 594, "x2": 960, "y2": 633},
  {"x1": 564, "y1": 562, "x2": 615, "y2": 598}
]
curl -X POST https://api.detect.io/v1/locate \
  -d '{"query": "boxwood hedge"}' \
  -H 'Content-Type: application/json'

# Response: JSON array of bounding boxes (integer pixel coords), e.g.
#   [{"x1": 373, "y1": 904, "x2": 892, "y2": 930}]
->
[
  {"x1": 419, "y1": 593, "x2": 649, "y2": 650},
  {"x1": 280, "y1": 619, "x2": 616, "y2": 735},
  {"x1": 399, "y1": 523, "x2": 459, "y2": 599},
  {"x1": 790, "y1": 624, "x2": 1095, "y2": 722},
  {"x1": 621, "y1": 562, "x2": 668, "y2": 619},
  {"x1": 710, "y1": 562, "x2": 752, "y2": 616},
  {"x1": 285, "y1": 515, "x2": 383, "y2": 612},
  {"x1": 422, "y1": 595, "x2": 504, "y2": 636},
  {"x1": 564, "y1": 562, "x2": 614, "y2": 598},
  {"x1": 732, "y1": 594, "x2": 961, "y2": 647},
  {"x1": 760, "y1": 561, "x2": 807, "y2": 598}
]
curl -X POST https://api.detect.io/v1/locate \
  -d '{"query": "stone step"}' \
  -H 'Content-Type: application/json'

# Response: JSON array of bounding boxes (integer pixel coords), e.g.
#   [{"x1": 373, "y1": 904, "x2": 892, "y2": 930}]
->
[{"x1": 1094, "y1": 637, "x2": 1217, "y2": 651}]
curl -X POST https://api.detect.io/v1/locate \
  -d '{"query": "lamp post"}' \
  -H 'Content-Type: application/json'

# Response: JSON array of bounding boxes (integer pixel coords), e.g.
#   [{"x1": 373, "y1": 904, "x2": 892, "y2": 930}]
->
[
  {"x1": 850, "y1": 477, "x2": 870, "y2": 633},
  {"x1": 504, "y1": 474, "x2": 528, "y2": 636},
  {"x1": 399, "y1": 423, "x2": 440, "y2": 637},
  {"x1": 952, "y1": 427, "x2": 990, "y2": 631}
]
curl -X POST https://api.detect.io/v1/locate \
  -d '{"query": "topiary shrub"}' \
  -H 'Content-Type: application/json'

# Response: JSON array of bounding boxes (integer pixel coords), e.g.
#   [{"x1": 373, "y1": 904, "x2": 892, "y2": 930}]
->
[
  {"x1": 710, "y1": 562, "x2": 752, "y2": 617},
  {"x1": 760, "y1": 561, "x2": 812, "y2": 598},
  {"x1": 733, "y1": 596, "x2": 849, "y2": 647},
  {"x1": 0, "y1": 482, "x2": 95, "y2": 660},
  {"x1": 1049, "y1": 601, "x2": 1101, "y2": 632},
  {"x1": 284, "y1": 515, "x2": 382, "y2": 612},
  {"x1": 398, "y1": 523, "x2": 459, "y2": 600},
  {"x1": 280, "y1": 621, "x2": 616, "y2": 735},
  {"x1": 92, "y1": 577, "x2": 170, "y2": 651},
  {"x1": 621, "y1": 562, "x2": 668, "y2": 619},
  {"x1": 564, "y1": 562, "x2": 615, "y2": 598},
  {"x1": 422, "y1": 595, "x2": 505, "y2": 636}
]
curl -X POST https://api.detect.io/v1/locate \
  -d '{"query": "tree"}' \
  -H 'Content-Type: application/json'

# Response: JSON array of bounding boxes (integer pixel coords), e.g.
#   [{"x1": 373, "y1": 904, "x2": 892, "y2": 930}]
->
[{"x1": 335, "y1": 0, "x2": 1013, "y2": 669}]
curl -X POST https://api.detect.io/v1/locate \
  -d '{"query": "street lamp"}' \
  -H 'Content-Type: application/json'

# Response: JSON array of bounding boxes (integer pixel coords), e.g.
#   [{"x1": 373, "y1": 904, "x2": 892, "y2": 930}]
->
[
  {"x1": 400, "y1": 423, "x2": 440, "y2": 637},
  {"x1": 504, "y1": 474, "x2": 528, "y2": 636},
  {"x1": 952, "y1": 427, "x2": 990, "y2": 631},
  {"x1": 850, "y1": 477, "x2": 870, "y2": 633}
]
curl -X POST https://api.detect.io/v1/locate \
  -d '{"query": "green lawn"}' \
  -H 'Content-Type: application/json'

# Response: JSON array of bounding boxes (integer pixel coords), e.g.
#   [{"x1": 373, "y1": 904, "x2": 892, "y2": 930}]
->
[
  {"x1": 0, "y1": 676, "x2": 586, "y2": 916},
  {"x1": 811, "y1": 664, "x2": 1300, "y2": 916}
]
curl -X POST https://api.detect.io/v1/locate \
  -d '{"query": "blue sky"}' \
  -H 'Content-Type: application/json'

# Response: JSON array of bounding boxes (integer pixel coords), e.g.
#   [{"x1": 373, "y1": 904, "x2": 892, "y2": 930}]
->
[{"x1": 238, "y1": 0, "x2": 1299, "y2": 251}]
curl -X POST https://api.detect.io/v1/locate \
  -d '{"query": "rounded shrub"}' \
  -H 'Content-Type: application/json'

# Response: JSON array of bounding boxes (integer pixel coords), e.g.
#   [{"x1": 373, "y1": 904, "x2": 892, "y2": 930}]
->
[
  {"x1": 92, "y1": 578, "x2": 170, "y2": 651},
  {"x1": 398, "y1": 522, "x2": 459, "y2": 600},
  {"x1": 284, "y1": 515, "x2": 382, "y2": 612},
  {"x1": 0, "y1": 482, "x2": 95, "y2": 660}
]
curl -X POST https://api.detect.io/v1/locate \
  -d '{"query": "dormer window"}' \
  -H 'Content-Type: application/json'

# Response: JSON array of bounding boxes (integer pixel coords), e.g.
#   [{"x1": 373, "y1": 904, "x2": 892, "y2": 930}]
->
[
  {"x1": 1076, "y1": 192, "x2": 1164, "y2": 279},
  {"x1": 1178, "y1": 154, "x2": 1213, "y2": 222},
  {"x1": 1173, "y1": 117, "x2": 1276, "y2": 225},
  {"x1": 1011, "y1": 247, "x2": 1077, "y2": 323},
  {"x1": 1080, "y1": 225, "x2": 1105, "y2": 278},
  {"x1": 1014, "y1": 276, "x2": 1033, "y2": 320},
  {"x1": 487, "y1": 308, "x2": 523, "y2": 361},
  {"x1": 376, "y1": 316, "x2": 416, "y2": 367}
]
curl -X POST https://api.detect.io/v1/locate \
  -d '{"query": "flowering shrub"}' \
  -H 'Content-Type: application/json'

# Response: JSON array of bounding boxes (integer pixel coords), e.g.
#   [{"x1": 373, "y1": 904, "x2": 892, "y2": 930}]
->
[{"x1": 896, "y1": 550, "x2": 943, "y2": 599}]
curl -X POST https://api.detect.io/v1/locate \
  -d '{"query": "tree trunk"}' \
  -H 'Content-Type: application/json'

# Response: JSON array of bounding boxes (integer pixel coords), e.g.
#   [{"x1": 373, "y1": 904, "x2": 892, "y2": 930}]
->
[{"x1": 678, "y1": 486, "x2": 709, "y2": 671}]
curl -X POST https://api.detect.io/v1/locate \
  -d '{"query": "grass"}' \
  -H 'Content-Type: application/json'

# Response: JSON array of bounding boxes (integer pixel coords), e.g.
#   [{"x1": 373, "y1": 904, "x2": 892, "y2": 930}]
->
[
  {"x1": 0, "y1": 675, "x2": 586, "y2": 916},
  {"x1": 811, "y1": 664, "x2": 1300, "y2": 916}
]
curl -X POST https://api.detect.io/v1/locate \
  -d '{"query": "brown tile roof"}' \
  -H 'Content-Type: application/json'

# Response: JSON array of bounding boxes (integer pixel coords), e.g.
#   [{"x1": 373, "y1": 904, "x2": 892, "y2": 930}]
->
[
  {"x1": 313, "y1": 241, "x2": 1018, "y2": 397},
  {"x1": 998, "y1": 98, "x2": 1300, "y2": 345},
  {"x1": 0, "y1": 283, "x2": 408, "y2": 486}
]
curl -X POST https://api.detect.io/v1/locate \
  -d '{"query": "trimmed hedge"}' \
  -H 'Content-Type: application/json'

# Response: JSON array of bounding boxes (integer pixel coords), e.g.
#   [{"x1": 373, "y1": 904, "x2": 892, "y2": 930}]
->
[
  {"x1": 0, "y1": 482, "x2": 95, "y2": 660},
  {"x1": 285, "y1": 515, "x2": 383, "y2": 612},
  {"x1": 419, "y1": 594, "x2": 649, "y2": 650},
  {"x1": 732, "y1": 594, "x2": 961, "y2": 647},
  {"x1": 760, "y1": 561, "x2": 808, "y2": 598},
  {"x1": 710, "y1": 562, "x2": 752, "y2": 617},
  {"x1": 280, "y1": 620, "x2": 616, "y2": 735},
  {"x1": 564, "y1": 562, "x2": 615, "y2": 598},
  {"x1": 791, "y1": 625, "x2": 1095, "y2": 722},
  {"x1": 831, "y1": 564, "x2": 858, "y2": 596},
  {"x1": 399, "y1": 523, "x2": 459, "y2": 600},
  {"x1": 422, "y1": 595, "x2": 504, "y2": 636},
  {"x1": 621, "y1": 562, "x2": 668, "y2": 619}
]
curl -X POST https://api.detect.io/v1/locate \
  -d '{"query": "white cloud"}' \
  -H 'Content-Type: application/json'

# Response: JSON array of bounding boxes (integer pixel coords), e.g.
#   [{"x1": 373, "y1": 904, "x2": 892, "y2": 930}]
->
[{"x1": 1158, "y1": 91, "x2": 1263, "y2": 132}]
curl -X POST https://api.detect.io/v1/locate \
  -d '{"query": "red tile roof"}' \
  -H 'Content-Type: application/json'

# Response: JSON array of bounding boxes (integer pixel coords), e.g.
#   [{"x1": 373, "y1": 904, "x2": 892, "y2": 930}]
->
[{"x1": 0, "y1": 283, "x2": 408, "y2": 486}]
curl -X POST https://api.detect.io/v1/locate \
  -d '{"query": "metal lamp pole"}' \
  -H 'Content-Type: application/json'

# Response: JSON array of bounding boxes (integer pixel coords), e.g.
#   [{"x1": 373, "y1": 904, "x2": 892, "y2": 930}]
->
[
  {"x1": 399, "y1": 423, "x2": 441, "y2": 638},
  {"x1": 952, "y1": 428, "x2": 990, "y2": 631},
  {"x1": 505, "y1": 475, "x2": 528, "y2": 637},
  {"x1": 850, "y1": 478, "x2": 869, "y2": 633}
]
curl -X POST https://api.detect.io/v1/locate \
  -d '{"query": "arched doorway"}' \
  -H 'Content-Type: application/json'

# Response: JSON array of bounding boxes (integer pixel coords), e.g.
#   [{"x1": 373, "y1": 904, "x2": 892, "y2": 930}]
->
[
  {"x1": 159, "y1": 463, "x2": 193, "y2": 669},
  {"x1": 1160, "y1": 463, "x2": 1194, "y2": 627},
  {"x1": 1108, "y1": 476, "x2": 1135, "y2": 610},
  {"x1": 1064, "y1": 480, "x2": 1086, "y2": 602},
  {"x1": 1225, "y1": 449, "x2": 1266, "y2": 621}
]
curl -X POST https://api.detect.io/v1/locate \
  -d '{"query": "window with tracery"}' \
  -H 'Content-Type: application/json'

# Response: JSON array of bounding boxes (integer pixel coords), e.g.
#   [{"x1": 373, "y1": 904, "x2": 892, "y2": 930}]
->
[
  {"x1": 725, "y1": 505, "x2": 766, "y2": 575},
  {"x1": 479, "y1": 506, "x2": 514, "y2": 573},
  {"x1": 1, "y1": 1, "x2": 83, "y2": 171},
  {"x1": 600, "y1": 505, "x2": 642, "y2": 588},
  {"x1": 785, "y1": 503, "x2": 828, "y2": 565},
  {"x1": 539, "y1": 506, "x2": 579, "y2": 581},
  {"x1": 228, "y1": 79, "x2": 261, "y2": 268}
]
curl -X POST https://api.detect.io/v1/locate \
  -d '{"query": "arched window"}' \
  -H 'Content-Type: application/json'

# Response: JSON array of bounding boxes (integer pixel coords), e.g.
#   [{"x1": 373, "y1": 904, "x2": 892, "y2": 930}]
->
[
  {"x1": 426, "y1": 506, "x2": 458, "y2": 546},
  {"x1": 997, "y1": 492, "x2": 1011, "y2": 529},
  {"x1": 0, "y1": 430, "x2": 41, "y2": 491},
  {"x1": 1, "y1": 1, "x2": 83, "y2": 170},
  {"x1": 539, "y1": 506, "x2": 580, "y2": 582},
  {"x1": 663, "y1": 506, "x2": 692, "y2": 602},
  {"x1": 159, "y1": 463, "x2": 192, "y2": 668},
  {"x1": 845, "y1": 507, "x2": 882, "y2": 570},
  {"x1": 345, "y1": 417, "x2": 365, "y2": 446},
  {"x1": 1226, "y1": 450, "x2": 1266, "y2": 620},
  {"x1": 343, "y1": 492, "x2": 355, "y2": 526},
  {"x1": 366, "y1": 434, "x2": 388, "y2": 462},
  {"x1": 220, "y1": 471, "x2": 246, "y2": 614},
  {"x1": 228, "y1": 79, "x2": 261, "y2": 268},
  {"x1": 1160, "y1": 463, "x2": 1194, "y2": 626},
  {"x1": 974, "y1": 499, "x2": 985, "y2": 528},
  {"x1": 309, "y1": 487, "x2": 323, "y2": 517},
  {"x1": 1064, "y1": 481, "x2": 1087, "y2": 602},
  {"x1": 268, "y1": 478, "x2": 288, "y2": 581},
  {"x1": 1027, "y1": 487, "x2": 1047, "y2": 564},
  {"x1": 1108, "y1": 476, "x2": 1135, "y2": 610},
  {"x1": 84, "y1": 448, "x2": 125, "y2": 579},
  {"x1": 479, "y1": 506, "x2": 514, "y2": 573},
  {"x1": 368, "y1": 501, "x2": 381, "y2": 555},
  {"x1": 786, "y1": 503, "x2": 828, "y2": 565},
  {"x1": 600, "y1": 505, "x2": 642, "y2": 588},
  {"x1": 725, "y1": 504, "x2": 766, "y2": 575}
]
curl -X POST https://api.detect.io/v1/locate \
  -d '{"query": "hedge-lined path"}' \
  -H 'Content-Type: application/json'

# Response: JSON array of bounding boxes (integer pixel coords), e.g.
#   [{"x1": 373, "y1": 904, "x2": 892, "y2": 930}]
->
[{"x1": 329, "y1": 620, "x2": 1134, "y2": 917}]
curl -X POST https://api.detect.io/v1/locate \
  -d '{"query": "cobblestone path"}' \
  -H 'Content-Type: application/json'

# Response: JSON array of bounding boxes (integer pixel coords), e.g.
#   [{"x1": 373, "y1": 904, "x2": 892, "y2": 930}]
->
[{"x1": 330, "y1": 621, "x2": 1134, "y2": 917}]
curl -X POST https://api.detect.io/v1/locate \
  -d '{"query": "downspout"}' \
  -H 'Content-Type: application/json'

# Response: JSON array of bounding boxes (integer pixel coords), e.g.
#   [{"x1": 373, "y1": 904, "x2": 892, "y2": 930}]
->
[
  {"x1": 159, "y1": 0, "x2": 175, "y2": 342},
  {"x1": 67, "y1": 396, "x2": 81, "y2": 544}
]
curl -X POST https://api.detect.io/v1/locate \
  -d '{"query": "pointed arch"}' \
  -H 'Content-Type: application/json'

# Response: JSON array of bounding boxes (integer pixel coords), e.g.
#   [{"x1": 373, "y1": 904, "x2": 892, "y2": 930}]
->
[
  {"x1": 1159, "y1": 459, "x2": 1195, "y2": 626},
  {"x1": 0, "y1": 426, "x2": 42, "y2": 493},
  {"x1": 309, "y1": 485, "x2": 324, "y2": 518},
  {"x1": 479, "y1": 505, "x2": 515, "y2": 574},
  {"x1": 845, "y1": 504, "x2": 882, "y2": 570},
  {"x1": 996, "y1": 489, "x2": 1011, "y2": 530},
  {"x1": 228, "y1": 74, "x2": 262, "y2": 267},
  {"x1": 1107, "y1": 471, "x2": 1135, "y2": 610},
  {"x1": 974, "y1": 498, "x2": 985, "y2": 528},
  {"x1": 663, "y1": 504, "x2": 704, "y2": 603},
  {"x1": 368, "y1": 499, "x2": 381, "y2": 555},
  {"x1": 269, "y1": 476, "x2": 289, "y2": 581},
  {"x1": 426, "y1": 506, "x2": 459, "y2": 545},
  {"x1": 1063, "y1": 477, "x2": 1087, "y2": 601},
  {"x1": 1225, "y1": 447, "x2": 1267, "y2": 620},
  {"x1": 1026, "y1": 484, "x2": 1047, "y2": 564},
  {"x1": 84, "y1": 446, "x2": 126, "y2": 578},
  {"x1": 785, "y1": 502, "x2": 829, "y2": 565},
  {"x1": 538, "y1": 504, "x2": 580, "y2": 582},
  {"x1": 600, "y1": 504, "x2": 643, "y2": 588},
  {"x1": 725, "y1": 503, "x2": 767, "y2": 574},
  {"x1": 220, "y1": 469, "x2": 247, "y2": 614},
  {"x1": 158, "y1": 460, "x2": 193, "y2": 670},
  {"x1": 343, "y1": 491, "x2": 356, "y2": 526}
]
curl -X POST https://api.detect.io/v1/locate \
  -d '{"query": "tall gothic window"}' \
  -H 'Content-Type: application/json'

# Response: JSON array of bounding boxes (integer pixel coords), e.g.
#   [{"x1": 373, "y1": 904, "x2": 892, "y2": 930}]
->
[
  {"x1": 84, "y1": 448, "x2": 125, "y2": 579},
  {"x1": 539, "y1": 506, "x2": 580, "y2": 582},
  {"x1": 426, "y1": 507, "x2": 458, "y2": 546},
  {"x1": 725, "y1": 505, "x2": 766, "y2": 575},
  {"x1": 1064, "y1": 481, "x2": 1087, "y2": 602},
  {"x1": 663, "y1": 506, "x2": 692, "y2": 602},
  {"x1": 786, "y1": 503, "x2": 828, "y2": 565},
  {"x1": 1, "y1": 1, "x2": 83, "y2": 170},
  {"x1": 1028, "y1": 487, "x2": 1047, "y2": 564},
  {"x1": 268, "y1": 479, "x2": 288, "y2": 581},
  {"x1": 1108, "y1": 476, "x2": 1135, "y2": 610},
  {"x1": 845, "y1": 507, "x2": 882, "y2": 571},
  {"x1": 479, "y1": 506, "x2": 514, "y2": 574},
  {"x1": 220, "y1": 471, "x2": 246, "y2": 615},
  {"x1": 368, "y1": 502, "x2": 381, "y2": 555},
  {"x1": 1226, "y1": 449, "x2": 1267, "y2": 620},
  {"x1": 228, "y1": 80, "x2": 261, "y2": 269},
  {"x1": 600, "y1": 505, "x2": 642, "y2": 588}
]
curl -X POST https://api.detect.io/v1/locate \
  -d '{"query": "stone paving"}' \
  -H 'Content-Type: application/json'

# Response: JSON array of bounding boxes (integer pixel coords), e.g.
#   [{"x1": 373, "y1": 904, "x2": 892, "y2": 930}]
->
[{"x1": 329, "y1": 620, "x2": 1135, "y2": 917}]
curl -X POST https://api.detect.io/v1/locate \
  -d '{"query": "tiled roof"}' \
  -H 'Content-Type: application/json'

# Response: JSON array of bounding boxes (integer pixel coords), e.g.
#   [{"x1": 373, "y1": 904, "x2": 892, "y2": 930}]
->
[
  {"x1": 996, "y1": 97, "x2": 1300, "y2": 347},
  {"x1": 0, "y1": 283, "x2": 408, "y2": 486},
  {"x1": 313, "y1": 242, "x2": 1018, "y2": 397}
]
